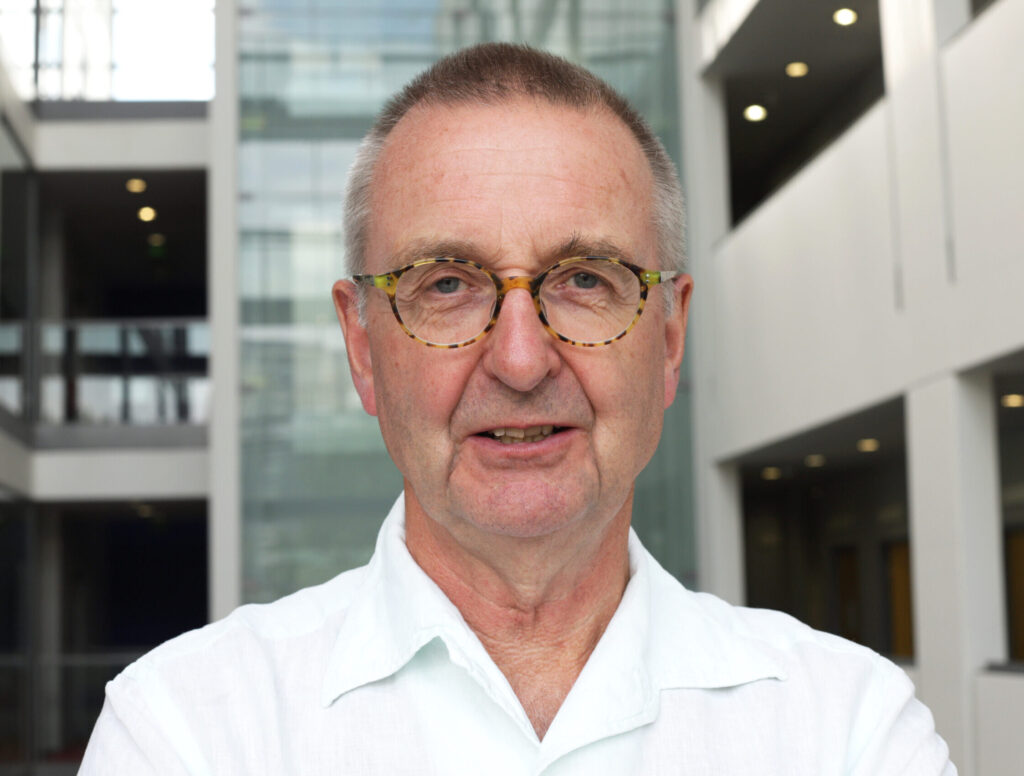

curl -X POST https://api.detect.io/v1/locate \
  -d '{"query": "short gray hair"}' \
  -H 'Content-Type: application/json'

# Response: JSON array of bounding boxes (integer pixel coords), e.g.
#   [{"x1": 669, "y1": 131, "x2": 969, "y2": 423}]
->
[{"x1": 343, "y1": 43, "x2": 685, "y2": 295}]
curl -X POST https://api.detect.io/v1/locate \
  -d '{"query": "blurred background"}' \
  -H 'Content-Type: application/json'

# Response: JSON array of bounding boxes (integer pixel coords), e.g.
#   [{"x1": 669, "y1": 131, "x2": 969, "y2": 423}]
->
[{"x1": 0, "y1": 0, "x2": 1020, "y2": 772}]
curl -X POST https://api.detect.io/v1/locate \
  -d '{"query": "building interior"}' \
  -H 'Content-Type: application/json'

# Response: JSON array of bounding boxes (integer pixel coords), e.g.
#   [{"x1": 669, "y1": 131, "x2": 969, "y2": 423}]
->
[{"x1": 0, "y1": 0, "x2": 1021, "y2": 772}]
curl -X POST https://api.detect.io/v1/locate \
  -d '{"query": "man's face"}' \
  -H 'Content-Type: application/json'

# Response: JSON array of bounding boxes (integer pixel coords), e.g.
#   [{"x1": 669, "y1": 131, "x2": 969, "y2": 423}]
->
[{"x1": 335, "y1": 99, "x2": 691, "y2": 544}]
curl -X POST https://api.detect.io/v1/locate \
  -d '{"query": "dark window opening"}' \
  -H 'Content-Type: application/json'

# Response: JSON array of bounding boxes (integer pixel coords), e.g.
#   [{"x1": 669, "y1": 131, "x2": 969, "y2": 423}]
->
[
  {"x1": 996, "y1": 371, "x2": 1024, "y2": 662},
  {"x1": 709, "y1": 0, "x2": 885, "y2": 224},
  {"x1": 740, "y1": 399, "x2": 912, "y2": 659}
]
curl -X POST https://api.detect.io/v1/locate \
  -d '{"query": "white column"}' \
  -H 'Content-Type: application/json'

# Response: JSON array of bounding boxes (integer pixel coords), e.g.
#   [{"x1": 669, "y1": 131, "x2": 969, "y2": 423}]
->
[
  {"x1": 905, "y1": 372, "x2": 1006, "y2": 771},
  {"x1": 209, "y1": 0, "x2": 241, "y2": 621},
  {"x1": 878, "y1": 0, "x2": 957, "y2": 372},
  {"x1": 677, "y1": 0, "x2": 745, "y2": 602}
]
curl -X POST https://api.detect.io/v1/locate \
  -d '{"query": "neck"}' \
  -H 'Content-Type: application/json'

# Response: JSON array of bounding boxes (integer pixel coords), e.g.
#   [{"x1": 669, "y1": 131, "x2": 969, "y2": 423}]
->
[{"x1": 403, "y1": 489, "x2": 632, "y2": 739}]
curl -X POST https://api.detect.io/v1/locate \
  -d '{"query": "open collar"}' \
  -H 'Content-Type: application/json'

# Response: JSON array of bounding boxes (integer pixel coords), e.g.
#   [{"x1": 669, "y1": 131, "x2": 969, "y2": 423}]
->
[{"x1": 321, "y1": 494, "x2": 786, "y2": 758}]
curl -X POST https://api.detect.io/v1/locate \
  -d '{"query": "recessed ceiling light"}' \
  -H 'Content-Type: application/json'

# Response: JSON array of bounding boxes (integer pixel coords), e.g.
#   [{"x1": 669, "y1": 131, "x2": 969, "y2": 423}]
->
[
  {"x1": 147, "y1": 233, "x2": 166, "y2": 247},
  {"x1": 125, "y1": 177, "x2": 147, "y2": 193},
  {"x1": 785, "y1": 61, "x2": 809, "y2": 78},
  {"x1": 804, "y1": 454, "x2": 827, "y2": 468},
  {"x1": 761, "y1": 466, "x2": 782, "y2": 481},
  {"x1": 1003, "y1": 393, "x2": 1024, "y2": 408},
  {"x1": 857, "y1": 438, "x2": 880, "y2": 453},
  {"x1": 833, "y1": 8, "x2": 858, "y2": 26},
  {"x1": 137, "y1": 206, "x2": 157, "y2": 222},
  {"x1": 743, "y1": 104, "x2": 767, "y2": 122}
]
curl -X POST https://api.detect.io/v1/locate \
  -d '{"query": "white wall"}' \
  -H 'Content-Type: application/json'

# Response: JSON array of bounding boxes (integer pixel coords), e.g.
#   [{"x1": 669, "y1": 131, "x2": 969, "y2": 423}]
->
[
  {"x1": 699, "y1": 0, "x2": 1024, "y2": 462},
  {"x1": 0, "y1": 433, "x2": 208, "y2": 500},
  {"x1": 942, "y1": 0, "x2": 1024, "y2": 368},
  {"x1": 31, "y1": 448, "x2": 208, "y2": 500},
  {"x1": 33, "y1": 118, "x2": 208, "y2": 170},
  {"x1": 705, "y1": 103, "x2": 909, "y2": 459},
  {"x1": 976, "y1": 671, "x2": 1024, "y2": 776},
  {"x1": 685, "y1": 0, "x2": 1024, "y2": 771}
]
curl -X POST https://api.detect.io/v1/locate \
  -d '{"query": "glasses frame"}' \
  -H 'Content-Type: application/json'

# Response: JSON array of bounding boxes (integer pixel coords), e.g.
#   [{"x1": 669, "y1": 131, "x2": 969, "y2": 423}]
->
[{"x1": 352, "y1": 256, "x2": 679, "y2": 349}]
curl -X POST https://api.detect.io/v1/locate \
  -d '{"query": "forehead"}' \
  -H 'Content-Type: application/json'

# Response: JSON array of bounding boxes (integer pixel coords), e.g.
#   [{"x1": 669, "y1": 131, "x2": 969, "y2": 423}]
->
[{"x1": 364, "y1": 98, "x2": 656, "y2": 271}]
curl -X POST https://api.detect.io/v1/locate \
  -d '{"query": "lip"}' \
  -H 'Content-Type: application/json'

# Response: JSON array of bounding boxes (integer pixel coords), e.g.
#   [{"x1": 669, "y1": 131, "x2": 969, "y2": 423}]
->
[
  {"x1": 467, "y1": 421, "x2": 575, "y2": 437},
  {"x1": 464, "y1": 426, "x2": 582, "y2": 461}
]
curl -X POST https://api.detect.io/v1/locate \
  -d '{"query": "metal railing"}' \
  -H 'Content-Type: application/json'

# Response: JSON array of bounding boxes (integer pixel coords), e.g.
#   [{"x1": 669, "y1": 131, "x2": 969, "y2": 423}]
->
[{"x1": 0, "y1": 318, "x2": 210, "y2": 428}]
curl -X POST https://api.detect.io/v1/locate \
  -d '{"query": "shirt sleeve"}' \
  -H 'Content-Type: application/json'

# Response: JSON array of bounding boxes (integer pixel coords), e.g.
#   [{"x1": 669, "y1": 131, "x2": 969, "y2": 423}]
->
[
  {"x1": 78, "y1": 674, "x2": 206, "y2": 776},
  {"x1": 847, "y1": 660, "x2": 957, "y2": 776}
]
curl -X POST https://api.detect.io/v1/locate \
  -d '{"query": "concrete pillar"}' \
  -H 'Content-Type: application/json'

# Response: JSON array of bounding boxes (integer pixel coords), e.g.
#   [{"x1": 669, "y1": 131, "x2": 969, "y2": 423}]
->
[
  {"x1": 676, "y1": 0, "x2": 744, "y2": 602},
  {"x1": 906, "y1": 372, "x2": 1006, "y2": 771},
  {"x1": 209, "y1": 0, "x2": 241, "y2": 620},
  {"x1": 877, "y1": 0, "x2": 962, "y2": 375}
]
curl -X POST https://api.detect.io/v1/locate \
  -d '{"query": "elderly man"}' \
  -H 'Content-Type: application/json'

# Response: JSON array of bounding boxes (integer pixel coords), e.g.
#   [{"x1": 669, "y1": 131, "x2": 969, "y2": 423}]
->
[{"x1": 81, "y1": 44, "x2": 953, "y2": 774}]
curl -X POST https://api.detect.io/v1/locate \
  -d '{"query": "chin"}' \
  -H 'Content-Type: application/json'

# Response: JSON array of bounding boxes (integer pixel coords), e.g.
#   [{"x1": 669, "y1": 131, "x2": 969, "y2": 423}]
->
[{"x1": 450, "y1": 485, "x2": 596, "y2": 540}]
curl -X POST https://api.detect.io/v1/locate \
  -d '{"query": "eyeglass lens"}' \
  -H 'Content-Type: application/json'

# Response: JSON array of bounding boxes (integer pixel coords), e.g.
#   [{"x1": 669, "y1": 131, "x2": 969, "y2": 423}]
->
[{"x1": 393, "y1": 259, "x2": 642, "y2": 346}]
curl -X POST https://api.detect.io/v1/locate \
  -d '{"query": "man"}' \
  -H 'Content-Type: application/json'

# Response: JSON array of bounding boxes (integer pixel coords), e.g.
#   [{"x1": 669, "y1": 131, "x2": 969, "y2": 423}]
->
[{"x1": 81, "y1": 44, "x2": 954, "y2": 774}]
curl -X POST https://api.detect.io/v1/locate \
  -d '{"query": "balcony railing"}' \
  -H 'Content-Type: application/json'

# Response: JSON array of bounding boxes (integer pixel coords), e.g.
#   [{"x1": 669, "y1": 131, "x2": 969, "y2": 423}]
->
[
  {"x1": 0, "y1": 319, "x2": 209, "y2": 432},
  {"x1": 37, "y1": 318, "x2": 209, "y2": 426}
]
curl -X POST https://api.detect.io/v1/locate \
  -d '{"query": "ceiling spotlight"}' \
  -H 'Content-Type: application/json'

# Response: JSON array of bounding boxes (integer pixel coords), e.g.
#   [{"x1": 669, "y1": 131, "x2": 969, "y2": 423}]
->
[
  {"x1": 833, "y1": 8, "x2": 858, "y2": 26},
  {"x1": 125, "y1": 177, "x2": 147, "y2": 193},
  {"x1": 804, "y1": 454, "x2": 827, "y2": 468},
  {"x1": 743, "y1": 104, "x2": 768, "y2": 122},
  {"x1": 786, "y1": 61, "x2": 809, "y2": 78},
  {"x1": 1002, "y1": 393, "x2": 1024, "y2": 408},
  {"x1": 857, "y1": 438, "x2": 880, "y2": 453},
  {"x1": 147, "y1": 233, "x2": 166, "y2": 247},
  {"x1": 137, "y1": 206, "x2": 157, "y2": 222},
  {"x1": 761, "y1": 466, "x2": 782, "y2": 481}
]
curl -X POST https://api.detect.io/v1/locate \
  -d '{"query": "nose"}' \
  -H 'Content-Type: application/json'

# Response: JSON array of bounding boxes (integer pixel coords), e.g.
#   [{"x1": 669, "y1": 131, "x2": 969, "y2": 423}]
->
[{"x1": 481, "y1": 285, "x2": 561, "y2": 393}]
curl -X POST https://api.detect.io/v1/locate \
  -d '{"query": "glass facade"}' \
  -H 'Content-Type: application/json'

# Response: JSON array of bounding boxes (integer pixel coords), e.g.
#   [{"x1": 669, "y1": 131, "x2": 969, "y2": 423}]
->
[
  {"x1": 237, "y1": 0, "x2": 695, "y2": 603},
  {"x1": 0, "y1": 0, "x2": 214, "y2": 102}
]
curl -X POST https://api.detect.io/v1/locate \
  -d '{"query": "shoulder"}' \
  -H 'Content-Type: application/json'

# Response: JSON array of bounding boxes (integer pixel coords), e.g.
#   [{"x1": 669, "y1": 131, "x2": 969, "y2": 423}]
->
[{"x1": 111, "y1": 564, "x2": 369, "y2": 700}]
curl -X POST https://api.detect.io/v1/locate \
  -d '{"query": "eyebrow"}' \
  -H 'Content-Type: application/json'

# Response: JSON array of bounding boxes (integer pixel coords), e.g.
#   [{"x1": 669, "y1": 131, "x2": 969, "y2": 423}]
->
[{"x1": 386, "y1": 232, "x2": 636, "y2": 270}]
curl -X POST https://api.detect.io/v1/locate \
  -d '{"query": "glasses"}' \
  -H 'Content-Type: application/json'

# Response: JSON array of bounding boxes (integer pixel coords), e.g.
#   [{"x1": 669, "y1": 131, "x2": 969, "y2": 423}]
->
[{"x1": 353, "y1": 256, "x2": 679, "y2": 348}]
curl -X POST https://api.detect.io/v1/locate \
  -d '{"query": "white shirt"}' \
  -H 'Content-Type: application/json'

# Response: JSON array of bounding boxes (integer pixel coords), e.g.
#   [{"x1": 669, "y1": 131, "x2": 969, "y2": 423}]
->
[{"x1": 80, "y1": 494, "x2": 955, "y2": 775}]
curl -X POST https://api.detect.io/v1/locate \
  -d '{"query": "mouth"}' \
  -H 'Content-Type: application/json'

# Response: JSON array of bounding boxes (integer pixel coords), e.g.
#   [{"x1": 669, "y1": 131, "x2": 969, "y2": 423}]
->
[{"x1": 476, "y1": 425, "x2": 567, "y2": 444}]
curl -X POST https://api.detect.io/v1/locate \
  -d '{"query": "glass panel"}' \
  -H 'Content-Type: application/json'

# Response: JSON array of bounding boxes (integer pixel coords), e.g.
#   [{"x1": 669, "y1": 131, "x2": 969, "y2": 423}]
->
[
  {"x1": 78, "y1": 324, "x2": 121, "y2": 356},
  {"x1": 40, "y1": 376, "x2": 65, "y2": 424},
  {"x1": 186, "y1": 322, "x2": 210, "y2": 357},
  {"x1": 0, "y1": 1, "x2": 38, "y2": 101},
  {"x1": 4, "y1": 0, "x2": 214, "y2": 101},
  {"x1": 36, "y1": 320, "x2": 207, "y2": 426},
  {"x1": 111, "y1": 0, "x2": 215, "y2": 101},
  {"x1": 76, "y1": 376, "x2": 122, "y2": 424},
  {"x1": 238, "y1": 0, "x2": 693, "y2": 602}
]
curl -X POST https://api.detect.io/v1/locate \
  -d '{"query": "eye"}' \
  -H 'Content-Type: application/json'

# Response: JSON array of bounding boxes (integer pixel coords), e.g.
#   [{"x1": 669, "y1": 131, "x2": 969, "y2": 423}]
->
[
  {"x1": 433, "y1": 276, "x2": 464, "y2": 294},
  {"x1": 569, "y1": 271, "x2": 601, "y2": 290}
]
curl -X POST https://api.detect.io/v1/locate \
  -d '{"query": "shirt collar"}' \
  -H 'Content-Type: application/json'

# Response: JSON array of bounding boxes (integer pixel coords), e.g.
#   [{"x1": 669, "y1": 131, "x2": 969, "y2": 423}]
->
[
  {"x1": 321, "y1": 493, "x2": 530, "y2": 728},
  {"x1": 322, "y1": 494, "x2": 786, "y2": 729}
]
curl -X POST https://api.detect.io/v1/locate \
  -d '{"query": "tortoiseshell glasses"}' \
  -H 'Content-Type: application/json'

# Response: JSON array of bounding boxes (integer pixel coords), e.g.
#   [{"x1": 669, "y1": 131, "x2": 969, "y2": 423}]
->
[{"x1": 352, "y1": 256, "x2": 678, "y2": 348}]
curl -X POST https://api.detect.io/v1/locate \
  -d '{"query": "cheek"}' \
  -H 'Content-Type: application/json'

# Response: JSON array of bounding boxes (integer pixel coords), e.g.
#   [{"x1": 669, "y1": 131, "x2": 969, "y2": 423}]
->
[{"x1": 370, "y1": 334, "x2": 471, "y2": 449}]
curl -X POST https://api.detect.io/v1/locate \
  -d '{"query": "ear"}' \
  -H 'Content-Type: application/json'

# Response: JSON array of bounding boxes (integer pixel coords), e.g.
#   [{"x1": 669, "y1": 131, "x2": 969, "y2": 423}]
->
[
  {"x1": 663, "y1": 273, "x2": 693, "y2": 409},
  {"x1": 332, "y1": 279, "x2": 378, "y2": 416}
]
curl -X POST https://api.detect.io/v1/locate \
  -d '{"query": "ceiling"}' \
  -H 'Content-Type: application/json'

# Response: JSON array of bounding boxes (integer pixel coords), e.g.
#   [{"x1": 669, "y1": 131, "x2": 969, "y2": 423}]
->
[
  {"x1": 39, "y1": 170, "x2": 207, "y2": 319},
  {"x1": 703, "y1": 0, "x2": 885, "y2": 222}
]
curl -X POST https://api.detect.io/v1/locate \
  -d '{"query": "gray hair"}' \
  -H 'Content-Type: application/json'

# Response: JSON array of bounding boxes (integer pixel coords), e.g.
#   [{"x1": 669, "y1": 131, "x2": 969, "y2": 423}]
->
[{"x1": 343, "y1": 43, "x2": 685, "y2": 312}]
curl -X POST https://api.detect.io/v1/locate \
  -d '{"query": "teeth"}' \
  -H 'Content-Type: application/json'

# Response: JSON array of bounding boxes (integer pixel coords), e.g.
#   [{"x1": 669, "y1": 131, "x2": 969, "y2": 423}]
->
[{"x1": 489, "y1": 425, "x2": 557, "y2": 444}]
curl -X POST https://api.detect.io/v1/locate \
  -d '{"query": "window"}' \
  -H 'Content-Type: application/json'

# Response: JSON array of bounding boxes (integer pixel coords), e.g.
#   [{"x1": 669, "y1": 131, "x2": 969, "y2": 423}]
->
[{"x1": 740, "y1": 400, "x2": 913, "y2": 659}]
